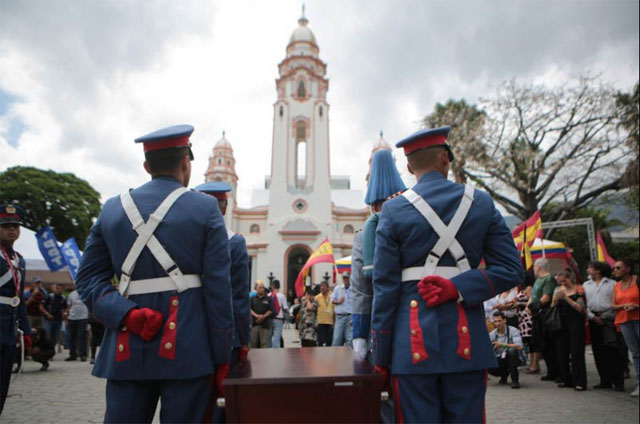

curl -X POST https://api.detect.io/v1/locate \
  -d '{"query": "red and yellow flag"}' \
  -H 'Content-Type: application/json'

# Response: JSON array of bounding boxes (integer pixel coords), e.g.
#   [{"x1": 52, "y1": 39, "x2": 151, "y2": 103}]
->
[
  {"x1": 596, "y1": 230, "x2": 616, "y2": 266},
  {"x1": 513, "y1": 210, "x2": 543, "y2": 251},
  {"x1": 295, "y1": 238, "x2": 335, "y2": 297}
]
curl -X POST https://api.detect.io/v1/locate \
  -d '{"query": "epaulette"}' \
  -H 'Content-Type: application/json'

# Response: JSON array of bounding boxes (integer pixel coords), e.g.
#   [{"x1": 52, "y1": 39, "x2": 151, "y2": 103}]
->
[{"x1": 385, "y1": 189, "x2": 406, "y2": 202}]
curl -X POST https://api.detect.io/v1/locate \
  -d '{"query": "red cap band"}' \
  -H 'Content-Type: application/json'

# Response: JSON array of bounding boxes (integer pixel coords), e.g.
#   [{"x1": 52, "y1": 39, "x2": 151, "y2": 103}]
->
[
  {"x1": 212, "y1": 192, "x2": 228, "y2": 200},
  {"x1": 403, "y1": 134, "x2": 447, "y2": 155},
  {"x1": 0, "y1": 213, "x2": 19, "y2": 220},
  {"x1": 143, "y1": 136, "x2": 190, "y2": 152}
]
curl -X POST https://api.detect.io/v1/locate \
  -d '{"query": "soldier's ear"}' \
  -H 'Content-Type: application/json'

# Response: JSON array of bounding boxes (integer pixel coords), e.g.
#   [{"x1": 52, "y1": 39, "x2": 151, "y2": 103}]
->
[
  {"x1": 407, "y1": 163, "x2": 415, "y2": 175},
  {"x1": 143, "y1": 161, "x2": 152, "y2": 175}
]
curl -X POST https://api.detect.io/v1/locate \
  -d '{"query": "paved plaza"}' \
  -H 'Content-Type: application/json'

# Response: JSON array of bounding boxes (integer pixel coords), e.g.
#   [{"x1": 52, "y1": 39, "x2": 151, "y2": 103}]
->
[{"x1": 2, "y1": 328, "x2": 638, "y2": 423}]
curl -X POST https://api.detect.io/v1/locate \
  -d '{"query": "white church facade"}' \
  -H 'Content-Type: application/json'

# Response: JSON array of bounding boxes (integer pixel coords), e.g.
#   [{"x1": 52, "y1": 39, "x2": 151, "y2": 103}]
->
[{"x1": 203, "y1": 13, "x2": 393, "y2": 298}]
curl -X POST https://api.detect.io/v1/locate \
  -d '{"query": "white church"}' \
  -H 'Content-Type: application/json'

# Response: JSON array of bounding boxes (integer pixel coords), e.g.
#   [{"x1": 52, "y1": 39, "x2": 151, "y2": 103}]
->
[{"x1": 202, "y1": 12, "x2": 393, "y2": 298}]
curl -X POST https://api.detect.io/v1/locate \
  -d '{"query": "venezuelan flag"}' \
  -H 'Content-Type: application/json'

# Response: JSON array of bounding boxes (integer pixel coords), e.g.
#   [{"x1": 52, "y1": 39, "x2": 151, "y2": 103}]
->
[
  {"x1": 335, "y1": 256, "x2": 352, "y2": 274},
  {"x1": 295, "y1": 238, "x2": 335, "y2": 297}
]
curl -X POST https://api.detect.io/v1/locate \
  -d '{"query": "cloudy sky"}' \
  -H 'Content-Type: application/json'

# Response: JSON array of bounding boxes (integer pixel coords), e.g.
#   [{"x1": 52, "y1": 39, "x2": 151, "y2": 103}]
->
[{"x1": 1, "y1": 0, "x2": 638, "y2": 208}]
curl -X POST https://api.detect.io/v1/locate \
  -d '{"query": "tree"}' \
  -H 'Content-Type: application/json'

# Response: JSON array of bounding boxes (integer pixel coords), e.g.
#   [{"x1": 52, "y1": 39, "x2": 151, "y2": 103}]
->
[
  {"x1": 421, "y1": 99, "x2": 486, "y2": 183},
  {"x1": 615, "y1": 81, "x2": 639, "y2": 209},
  {"x1": 0, "y1": 166, "x2": 101, "y2": 249},
  {"x1": 456, "y1": 75, "x2": 628, "y2": 221}
]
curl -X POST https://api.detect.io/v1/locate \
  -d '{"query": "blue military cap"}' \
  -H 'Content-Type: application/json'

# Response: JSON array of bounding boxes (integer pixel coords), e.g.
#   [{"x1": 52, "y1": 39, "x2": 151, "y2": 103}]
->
[
  {"x1": 0, "y1": 204, "x2": 25, "y2": 225},
  {"x1": 194, "y1": 181, "x2": 232, "y2": 200},
  {"x1": 396, "y1": 126, "x2": 454, "y2": 161},
  {"x1": 365, "y1": 150, "x2": 406, "y2": 205},
  {"x1": 135, "y1": 124, "x2": 195, "y2": 159}
]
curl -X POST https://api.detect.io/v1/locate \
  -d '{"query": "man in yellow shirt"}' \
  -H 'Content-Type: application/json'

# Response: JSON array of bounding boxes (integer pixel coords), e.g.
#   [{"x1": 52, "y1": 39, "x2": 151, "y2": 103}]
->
[{"x1": 315, "y1": 281, "x2": 334, "y2": 346}]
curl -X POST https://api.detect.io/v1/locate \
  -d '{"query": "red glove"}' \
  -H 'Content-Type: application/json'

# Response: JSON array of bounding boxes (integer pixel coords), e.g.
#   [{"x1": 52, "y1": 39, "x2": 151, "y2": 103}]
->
[
  {"x1": 123, "y1": 308, "x2": 163, "y2": 341},
  {"x1": 418, "y1": 275, "x2": 458, "y2": 307},
  {"x1": 375, "y1": 365, "x2": 391, "y2": 393},
  {"x1": 215, "y1": 363, "x2": 230, "y2": 397},
  {"x1": 237, "y1": 345, "x2": 249, "y2": 362},
  {"x1": 23, "y1": 334, "x2": 32, "y2": 351}
]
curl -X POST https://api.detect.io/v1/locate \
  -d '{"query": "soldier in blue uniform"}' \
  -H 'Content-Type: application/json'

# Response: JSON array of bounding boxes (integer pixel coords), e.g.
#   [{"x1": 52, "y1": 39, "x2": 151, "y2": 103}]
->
[
  {"x1": 194, "y1": 181, "x2": 250, "y2": 366},
  {"x1": 0, "y1": 204, "x2": 31, "y2": 416},
  {"x1": 371, "y1": 126, "x2": 523, "y2": 423},
  {"x1": 75, "y1": 125, "x2": 234, "y2": 423}
]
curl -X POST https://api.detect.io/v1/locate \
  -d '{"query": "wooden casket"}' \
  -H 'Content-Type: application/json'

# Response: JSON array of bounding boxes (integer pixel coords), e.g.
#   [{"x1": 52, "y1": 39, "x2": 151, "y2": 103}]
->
[{"x1": 222, "y1": 346, "x2": 384, "y2": 423}]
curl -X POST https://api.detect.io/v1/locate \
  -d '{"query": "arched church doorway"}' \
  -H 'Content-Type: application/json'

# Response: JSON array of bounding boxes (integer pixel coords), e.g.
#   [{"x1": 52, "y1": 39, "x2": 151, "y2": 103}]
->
[{"x1": 285, "y1": 245, "x2": 311, "y2": 302}]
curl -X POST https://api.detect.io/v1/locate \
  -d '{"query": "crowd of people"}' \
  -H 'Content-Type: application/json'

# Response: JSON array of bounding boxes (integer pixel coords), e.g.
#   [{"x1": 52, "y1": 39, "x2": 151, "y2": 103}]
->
[
  {"x1": 482, "y1": 257, "x2": 639, "y2": 397},
  {"x1": 249, "y1": 272, "x2": 353, "y2": 350},
  {"x1": 16, "y1": 279, "x2": 104, "y2": 371}
]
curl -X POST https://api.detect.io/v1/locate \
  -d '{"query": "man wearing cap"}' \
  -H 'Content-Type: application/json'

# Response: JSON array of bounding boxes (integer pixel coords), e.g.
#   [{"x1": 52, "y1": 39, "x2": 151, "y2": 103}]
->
[
  {"x1": 331, "y1": 272, "x2": 353, "y2": 347},
  {"x1": 195, "y1": 181, "x2": 250, "y2": 363},
  {"x1": 371, "y1": 126, "x2": 523, "y2": 423},
  {"x1": 75, "y1": 125, "x2": 233, "y2": 423},
  {"x1": 0, "y1": 204, "x2": 31, "y2": 416}
]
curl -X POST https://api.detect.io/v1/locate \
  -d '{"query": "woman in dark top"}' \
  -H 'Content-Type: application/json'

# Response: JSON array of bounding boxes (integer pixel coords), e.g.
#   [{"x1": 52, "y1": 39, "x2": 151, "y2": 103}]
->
[{"x1": 552, "y1": 269, "x2": 587, "y2": 391}]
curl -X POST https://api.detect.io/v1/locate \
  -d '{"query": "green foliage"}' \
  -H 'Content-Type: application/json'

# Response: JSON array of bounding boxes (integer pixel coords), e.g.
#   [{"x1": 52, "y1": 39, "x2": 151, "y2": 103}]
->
[
  {"x1": 610, "y1": 240, "x2": 640, "y2": 275},
  {"x1": 543, "y1": 205, "x2": 620, "y2": 274},
  {"x1": 0, "y1": 166, "x2": 101, "y2": 249},
  {"x1": 615, "y1": 82, "x2": 639, "y2": 209},
  {"x1": 421, "y1": 99, "x2": 486, "y2": 183}
]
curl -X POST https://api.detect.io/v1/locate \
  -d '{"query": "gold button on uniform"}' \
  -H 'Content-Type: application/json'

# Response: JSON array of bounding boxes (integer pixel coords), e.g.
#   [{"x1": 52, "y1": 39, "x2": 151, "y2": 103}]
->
[
  {"x1": 172, "y1": 299, "x2": 179, "y2": 307},
  {"x1": 413, "y1": 352, "x2": 421, "y2": 360},
  {"x1": 463, "y1": 348, "x2": 470, "y2": 356},
  {"x1": 118, "y1": 344, "x2": 124, "y2": 352},
  {"x1": 410, "y1": 300, "x2": 418, "y2": 308},
  {"x1": 168, "y1": 322, "x2": 176, "y2": 330},
  {"x1": 461, "y1": 326, "x2": 468, "y2": 334},
  {"x1": 411, "y1": 329, "x2": 417, "y2": 336},
  {"x1": 165, "y1": 342, "x2": 173, "y2": 350}
]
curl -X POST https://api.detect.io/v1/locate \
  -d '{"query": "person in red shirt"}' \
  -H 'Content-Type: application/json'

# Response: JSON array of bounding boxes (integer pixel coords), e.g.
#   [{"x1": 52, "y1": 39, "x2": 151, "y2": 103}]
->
[{"x1": 612, "y1": 258, "x2": 639, "y2": 397}]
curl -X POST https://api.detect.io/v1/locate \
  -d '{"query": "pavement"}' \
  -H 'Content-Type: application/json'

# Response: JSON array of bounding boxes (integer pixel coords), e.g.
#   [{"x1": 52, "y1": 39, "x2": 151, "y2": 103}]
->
[{"x1": 2, "y1": 327, "x2": 638, "y2": 423}]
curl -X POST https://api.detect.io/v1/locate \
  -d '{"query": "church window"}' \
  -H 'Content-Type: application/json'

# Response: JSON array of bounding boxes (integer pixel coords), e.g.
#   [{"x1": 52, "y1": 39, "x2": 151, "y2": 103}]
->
[
  {"x1": 296, "y1": 141, "x2": 306, "y2": 188},
  {"x1": 250, "y1": 224, "x2": 260, "y2": 234},
  {"x1": 344, "y1": 225, "x2": 354, "y2": 234},
  {"x1": 218, "y1": 158, "x2": 222, "y2": 165},
  {"x1": 227, "y1": 161, "x2": 231, "y2": 166},
  {"x1": 279, "y1": 105, "x2": 284, "y2": 118},
  {"x1": 296, "y1": 121, "x2": 306, "y2": 140},
  {"x1": 297, "y1": 80, "x2": 306, "y2": 98},
  {"x1": 319, "y1": 106, "x2": 323, "y2": 117},
  {"x1": 292, "y1": 199, "x2": 308, "y2": 213}
]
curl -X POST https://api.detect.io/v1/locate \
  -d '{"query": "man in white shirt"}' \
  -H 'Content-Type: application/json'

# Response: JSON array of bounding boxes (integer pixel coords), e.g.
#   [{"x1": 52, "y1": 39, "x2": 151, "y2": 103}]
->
[
  {"x1": 270, "y1": 280, "x2": 288, "y2": 349},
  {"x1": 65, "y1": 289, "x2": 89, "y2": 361},
  {"x1": 488, "y1": 311, "x2": 524, "y2": 389},
  {"x1": 332, "y1": 273, "x2": 353, "y2": 347}
]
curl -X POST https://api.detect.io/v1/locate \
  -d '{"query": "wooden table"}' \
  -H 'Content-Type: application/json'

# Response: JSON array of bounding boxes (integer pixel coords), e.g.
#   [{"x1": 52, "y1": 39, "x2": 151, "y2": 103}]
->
[{"x1": 223, "y1": 346, "x2": 384, "y2": 423}]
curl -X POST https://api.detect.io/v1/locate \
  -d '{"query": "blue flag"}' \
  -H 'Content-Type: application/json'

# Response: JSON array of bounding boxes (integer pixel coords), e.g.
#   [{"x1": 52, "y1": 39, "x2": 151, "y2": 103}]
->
[
  {"x1": 35, "y1": 226, "x2": 66, "y2": 272},
  {"x1": 61, "y1": 238, "x2": 82, "y2": 280}
]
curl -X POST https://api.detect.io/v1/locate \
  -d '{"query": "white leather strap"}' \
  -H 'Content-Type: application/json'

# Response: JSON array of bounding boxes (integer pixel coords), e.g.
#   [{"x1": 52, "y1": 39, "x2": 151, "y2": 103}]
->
[
  {"x1": 401, "y1": 266, "x2": 462, "y2": 282},
  {"x1": 0, "y1": 296, "x2": 20, "y2": 307},
  {"x1": 125, "y1": 274, "x2": 202, "y2": 296},
  {"x1": 227, "y1": 229, "x2": 235, "y2": 240},
  {"x1": 401, "y1": 185, "x2": 474, "y2": 279},
  {"x1": 118, "y1": 187, "x2": 189, "y2": 297},
  {"x1": 0, "y1": 270, "x2": 12, "y2": 287}
]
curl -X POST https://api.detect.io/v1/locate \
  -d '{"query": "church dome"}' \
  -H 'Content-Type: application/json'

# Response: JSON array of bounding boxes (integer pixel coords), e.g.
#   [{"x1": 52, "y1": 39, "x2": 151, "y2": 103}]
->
[
  {"x1": 214, "y1": 131, "x2": 233, "y2": 151},
  {"x1": 288, "y1": 12, "x2": 316, "y2": 45}
]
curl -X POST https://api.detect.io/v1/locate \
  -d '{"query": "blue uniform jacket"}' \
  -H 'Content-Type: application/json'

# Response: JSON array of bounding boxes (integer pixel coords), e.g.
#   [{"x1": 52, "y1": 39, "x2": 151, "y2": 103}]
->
[
  {"x1": 229, "y1": 233, "x2": 250, "y2": 347},
  {"x1": 1, "y1": 249, "x2": 30, "y2": 346},
  {"x1": 75, "y1": 176, "x2": 234, "y2": 380},
  {"x1": 372, "y1": 171, "x2": 523, "y2": 375}
]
